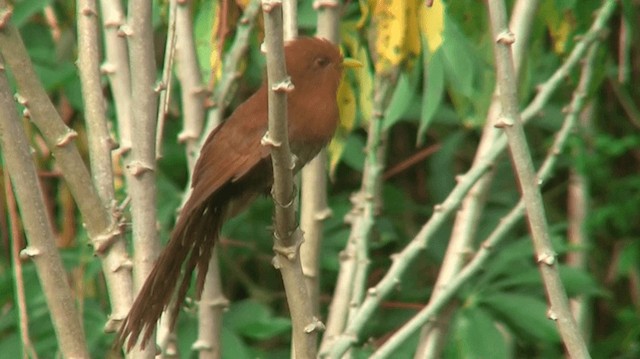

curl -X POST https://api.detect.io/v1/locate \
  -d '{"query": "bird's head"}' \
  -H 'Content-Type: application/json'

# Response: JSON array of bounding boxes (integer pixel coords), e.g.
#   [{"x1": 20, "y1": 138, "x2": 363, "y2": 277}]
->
[{"x1": 284, "y1": 37, "x2": 360, "y2": 96}]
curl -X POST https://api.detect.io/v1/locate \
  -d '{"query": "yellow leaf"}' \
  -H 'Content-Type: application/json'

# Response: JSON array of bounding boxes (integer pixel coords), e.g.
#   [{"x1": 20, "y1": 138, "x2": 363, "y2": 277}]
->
[
  {"x1": 405, "y1": 0, "x2": 421, "y2": 62},
  {"x1": 210, "y1": 1, "x2": 222, "y2": 80},
  {"x1": 373, "y1": 0, "x2": 407, "y2": 73},
  {"x1": 328, "y1": 78, "x2": 357, "y2": 176},
  {"x1": 419, "y1": 0, "x2": 445, "y2": 55},
  {"x1": 341, "y1": 27, "x2": 373, "y2": 124}
]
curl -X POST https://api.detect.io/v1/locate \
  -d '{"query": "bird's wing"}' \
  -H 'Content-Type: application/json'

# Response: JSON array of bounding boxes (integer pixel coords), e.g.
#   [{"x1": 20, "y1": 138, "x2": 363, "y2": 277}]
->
[{"x1": 188, "y1": 91, "x2": 271, "y2": 211}]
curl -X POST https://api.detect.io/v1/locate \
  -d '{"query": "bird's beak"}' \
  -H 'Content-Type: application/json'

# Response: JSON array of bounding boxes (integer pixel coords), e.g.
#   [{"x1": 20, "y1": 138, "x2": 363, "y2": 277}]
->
[{"x1": 342, "y1": 58, "x2": 363, "y2": 69}]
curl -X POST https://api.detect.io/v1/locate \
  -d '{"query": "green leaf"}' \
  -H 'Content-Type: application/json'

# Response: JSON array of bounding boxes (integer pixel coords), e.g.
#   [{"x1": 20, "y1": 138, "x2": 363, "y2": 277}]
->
[
  {"x1": 221, "y1": 326, "x2": 253, "y2": 359},
  {"x1": 11, "y1": 0, "x2": 52, "y2": 28},
  {"x1": 224, "y1": 299, "x2": 291, "y2": 340},
  {"x1": 384, "y1": 64, "x2": 422, "y2": 129},
  {"x1": 451, "y1": 307, "x2": 509, "y2": 359},
  {"x1": 418, "y1": 48, "x2": 445, "y2": 140},
  {"x1": 480, "y1": 292, "x2": 560, "y2": 343},
  {"x1": 559, "y1": 266, "x2": 605, "y2": 297}
]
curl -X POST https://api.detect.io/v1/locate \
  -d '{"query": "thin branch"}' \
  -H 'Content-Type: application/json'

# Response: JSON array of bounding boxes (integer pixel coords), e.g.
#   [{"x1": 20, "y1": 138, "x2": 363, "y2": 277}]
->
[
  {"x1": 487, "y1": 0, "x2": 590, "y2": 356},
  {"x1": 78, "y1": 0, "x2": 137, "y2": 331},
  {"x1": 415, "y1": 1, "x2": 539, "y2": 356},
  {"x1": 0, "y1": 56, "x2": 89, "y2": 359},
  {"x1": 155, "y1": 0, "x2": 178, "y2": 160},
  {"x1": 0, "y1": 0, "x2": 134, "y2": 336},
  {"x1": 371, "y1": 37, "x2": 603, "y2": 359},
  {"x1": 4, "y1": 172, "x2": 39, "y2": 359},
  {"x1": 194, "y1": 247, "x2": 229, "y2": 359},
  {"x1": 299, "y1": 0, "x2": 339, "y2": 329},
  {"x1": 123, "y1": 0, "x2": 160, "y2": 355},
  {"x1": 262, "y1": 1, "x2": 319, "y2": 357},
  {"x1": 321, "y1": 1, "x2": 617, "y2": 355},
  {"x1": 99, "y1": 0, "x2": 133, "y2": 154}
]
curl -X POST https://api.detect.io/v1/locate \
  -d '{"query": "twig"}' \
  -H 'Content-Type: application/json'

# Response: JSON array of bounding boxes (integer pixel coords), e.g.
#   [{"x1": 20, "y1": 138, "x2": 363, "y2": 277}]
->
[
  {"x1": 371, "y1": 36, "x2": 604, "y2": 359},
  {"x1": 155, "y1": 0, "x2": 178, "y2": 160},
  {"x1": 78, "y1": 0, "x2": 137, "y2": 336},
  {"x1": 123, "y1": 0, "x2": 161, "y2": 355},
  {"x1": 414, "y1": 1, "x2": 539, "y2": 356},
  {"x1": 487, "y1": 0, "x2": 590, "y2": 356},
  {"x1": 262, "y1": 1, "x2": 319, "y2": 357},
  {"x1": 4, "y1": 172, "x2": 39, "y2": 359},
  {"x1": 0, "y1": 56, "x2": 89, "y2": 359},
  {"x1": 0, "y1": 0, "x2": 134, "y2": 338},
  {"x1": 99, "y1": 0, "x2": 133, "y2": 154},
  {"x1": 194, "y1": 247, "x2": 229, "y2": 359},
  {"x1": 321, "y1": 1, "x2": 617, "y2": 355},
  {"x1": 299, "y1": 0, "x2": 339, "y2": 346}
]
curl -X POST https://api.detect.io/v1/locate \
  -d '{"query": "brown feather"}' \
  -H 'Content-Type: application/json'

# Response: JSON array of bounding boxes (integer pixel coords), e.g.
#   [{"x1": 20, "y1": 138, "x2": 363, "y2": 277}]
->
[{"x1": 115, "y1": 37, "x2": 344, "y2": 352}]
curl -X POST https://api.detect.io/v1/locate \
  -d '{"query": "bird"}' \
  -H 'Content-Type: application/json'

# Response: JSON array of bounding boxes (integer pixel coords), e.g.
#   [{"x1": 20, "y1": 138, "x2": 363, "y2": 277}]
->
[{"x1": 115, "y1": 36, "x2": 360, "y2": 351}]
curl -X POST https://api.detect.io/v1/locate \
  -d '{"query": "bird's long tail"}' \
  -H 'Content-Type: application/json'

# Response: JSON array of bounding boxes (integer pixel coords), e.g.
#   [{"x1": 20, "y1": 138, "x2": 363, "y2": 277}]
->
[{"x1": 115, "y1": 197, "x2": 225, "y2": 351}]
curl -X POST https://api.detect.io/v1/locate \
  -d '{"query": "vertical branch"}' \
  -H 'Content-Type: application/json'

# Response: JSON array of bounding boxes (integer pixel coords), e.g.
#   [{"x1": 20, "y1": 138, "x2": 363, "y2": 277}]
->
[
  {"x1": 322, "y1": 1, "x2": 616, "y2": 356},
  {"x1": 4, "y1": 173, "x2": 38, "y2": 359},
  {"x1": 370, "y1": 40, "x2": 604, "y2": 359},
  {"x1": 99, "y1": 0, "x2": 133, "y2": 153},
  {"x1": 124, "y1": 0, "x2": 160, "y2": 355},
  {"x1": 415, "y1": 1, "x2": 540, "y2": 357},
  {"x1": 78, "y1": 0, "x2": 136, "y2": 329},
  {"x1": 300, "y1": 0, "x2": 339, "y2": 325},
  {"x1": 567, "y1": 103, "x2": 593, "y2": 336},
  {"x1": 487, "y1": 0, "x2": 590, "y2": 357},
  {"x1": 0, "y1": 59, "x2": 89, "y2": 359},
  {"x1": 0, "y1": 0, "x2": 136, "y2": 339},
  {"x1": 155, "y1": 0, "x2": 178, "y2": 160},
  {"x1": 174, "y1": 0, "x2": 206, "y2": 173},
  {"x1": 262, "y1": 1, "x2": 319, "y2": 358}
]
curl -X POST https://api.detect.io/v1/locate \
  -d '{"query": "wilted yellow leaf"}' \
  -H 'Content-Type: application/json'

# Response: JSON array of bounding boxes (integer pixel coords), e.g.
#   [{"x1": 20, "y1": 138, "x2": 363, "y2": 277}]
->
[
  {"x1": 419, "y1": 0, "x2": 445, "y2": 55},
  {"x1": 373, "y1": 0, "x2": 407, "y2": 73},
  {"x1": 372, "y1": 0, "x2": 426, "y2": 73}
]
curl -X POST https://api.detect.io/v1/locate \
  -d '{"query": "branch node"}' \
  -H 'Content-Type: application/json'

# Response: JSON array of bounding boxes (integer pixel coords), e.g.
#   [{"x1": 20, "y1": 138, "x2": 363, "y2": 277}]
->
[
  {"x1": 93, "y1": 225, "x2": 122, "y2": 254},
  {"x1": 536, "y1": 251, "x2": 557, "y2": 265},
  {"x1": 546, "y1": 308, "x2": 558, "y2": 321},
  {"x1": 81, "y1": 6, "x2": 97, "y2": 17},
  {"x1": 100, "y1": 62, "x2": 116, "y2": 75},
  {"x1": 192, "y1": 339, "x2": 212, "y2": 351},
  {"x1": 367, "y1": 287, "x2": 378, "y2": 297},
  {"x1": 261, "y1": 0, "x2": 283, "y2": 12},
  {"x1": 272, "y1": 229, "x2": 304, "y2": 260},
  {"x1": 118, "y1": 24, "x2": 133, "y2": 37},
  {"x1": 154, "y1": 80, "x2": 166, "y2": 93},
  {"x1": 496, "y1": 30, "x2": 516, "y2": 45},
  {"x1": 433, "y1": 204, "x2": 443, "y2": 212},
  {"x1": 20, "y1": 246, "x2": 41, "y2": 259},
  {"x1": 314, "y1": 207, "x2": 333, "y2": 220},
  {"x1": 494, "y1": 116, "x2": 514, "y2": 128},
  {"x1": 14, "y1": 93, "x2": 28, "y2": 106},
  {"x1": 304, "y1": 317, "x2": 326, "y2": 333},
  {"x1": 56, "y1": 130, "x2": 79, "y2": 147},
  {"x1": 271, "y1": 77, "x2": 295, "y2": 93},
  {"x1": 177, "y1": 130, "x2": 199, "y2": 143},
  {"x1": 126, "y1": 160, "x2": 154, "y2": 176},
  {"x1": 0, "y1": 6, "x2": 13, "y2": 30},
  {"x1": 261, "y1": 131, "x2": 282, "y2": 148},
  {"x1": 313, "y1": 0, "x2": 339, "y2": 10}
]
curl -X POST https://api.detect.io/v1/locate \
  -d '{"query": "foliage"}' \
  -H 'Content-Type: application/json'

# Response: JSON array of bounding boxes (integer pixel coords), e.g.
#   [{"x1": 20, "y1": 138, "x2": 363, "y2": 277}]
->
[{"x1": 0, "y1": 0, "x2": 639, "y2": 357}]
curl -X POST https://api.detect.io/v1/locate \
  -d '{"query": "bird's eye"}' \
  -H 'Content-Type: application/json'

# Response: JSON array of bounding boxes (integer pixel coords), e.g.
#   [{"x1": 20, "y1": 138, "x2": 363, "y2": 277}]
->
[{"x1": 314, "y1": 56, "x2": 330, "y2": 68}]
